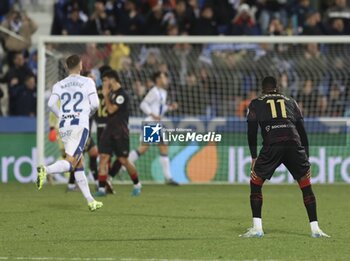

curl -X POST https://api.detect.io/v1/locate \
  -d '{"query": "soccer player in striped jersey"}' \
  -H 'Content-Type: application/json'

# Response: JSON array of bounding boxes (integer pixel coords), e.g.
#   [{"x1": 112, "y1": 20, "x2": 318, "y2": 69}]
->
[
  {"x1": 36, "y1": 54, "x2": 103, "y2": 211},
  {"x1": 128, "y1": 71, "x2": 179, "y2": 185}
]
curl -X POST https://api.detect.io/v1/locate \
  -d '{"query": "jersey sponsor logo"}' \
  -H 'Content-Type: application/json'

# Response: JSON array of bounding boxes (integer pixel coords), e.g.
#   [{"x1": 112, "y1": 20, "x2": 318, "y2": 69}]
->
[
  {"x1": 62, "y1": 113, "x2": 80, "y2": 120},
  {"x1": 116, "y1": 95, "x2": 125, "y2": 104},
  {"x1": 265, "y1": 125, "x2": 270, "y2": 132}
]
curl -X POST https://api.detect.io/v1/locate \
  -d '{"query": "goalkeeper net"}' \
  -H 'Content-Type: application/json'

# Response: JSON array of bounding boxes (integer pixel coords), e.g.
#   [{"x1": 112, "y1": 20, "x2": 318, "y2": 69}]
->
[{"x1": 37, "y1": 36, "x2": 350, "y2": 184}]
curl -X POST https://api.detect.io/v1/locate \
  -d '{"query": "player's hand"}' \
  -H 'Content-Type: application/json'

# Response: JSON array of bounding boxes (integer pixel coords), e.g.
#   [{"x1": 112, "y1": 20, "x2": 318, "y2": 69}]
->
[
  {"x1": 102, "y1": 84, "x2": 110, "y2": 97},
  {"x1": 169, "y1": 102, "x2": 178, "y2": 111},
  {"x1": 150, "y1": 114, "x2": 161, "y2": 121},
  {"x1": 48, "y1": 127, "x2": 57, "y2": 142}
]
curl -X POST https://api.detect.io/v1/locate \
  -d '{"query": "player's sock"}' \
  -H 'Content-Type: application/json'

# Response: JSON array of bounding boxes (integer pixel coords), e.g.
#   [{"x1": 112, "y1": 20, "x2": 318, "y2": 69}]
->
[
  {"x1": 46, "y1": 160, "x2": 72, "y2": 174},
  {"x1": 98, "y1": 173, "x2": 107, "y2": 189},
  {"x1": 300, "y1": 185, "x2": 318, "y2": 222},
  {"x1": 310, "y1": 221, "x2": 320, "y2": 231},
  {"x1": 129, "y1": 150, "x2": 140, "y2": 163},
  {"x1": 129, "y1": 172, "x2": 139, "y2": 185},
  {"x1": 109, "y1": 160, "x2": 122, "y2": 178},
  {"x1": 250, "y1": 178, "x2": 264, "y2": 228},
  {"x1": 74, "y1": 168, "x2": 94, "y2": 203},
  {"x1": 298, "y1": 173, "x2": 317, "y2": 222},
  {"x1": 68, "y1": 171, "x2": 75, "y2": 185},
  {"x1": 89, "y1": 156, "x2": 98, "y2": 180},
  {"x1": 159, "y1": 154, "x2": 172, "y2": 180}
]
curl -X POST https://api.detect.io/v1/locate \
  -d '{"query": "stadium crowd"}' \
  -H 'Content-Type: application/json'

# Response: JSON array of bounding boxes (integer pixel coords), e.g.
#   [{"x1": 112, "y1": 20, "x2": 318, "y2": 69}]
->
[{"x1": 0, "y1": 0, "x2": 350, "y2": 117}]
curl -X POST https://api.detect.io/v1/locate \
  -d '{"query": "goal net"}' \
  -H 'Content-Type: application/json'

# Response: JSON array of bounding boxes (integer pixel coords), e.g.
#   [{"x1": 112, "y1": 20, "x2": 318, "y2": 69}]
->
[{"x1": 37, "y1": 36, "x2": 350, "y2": 184}]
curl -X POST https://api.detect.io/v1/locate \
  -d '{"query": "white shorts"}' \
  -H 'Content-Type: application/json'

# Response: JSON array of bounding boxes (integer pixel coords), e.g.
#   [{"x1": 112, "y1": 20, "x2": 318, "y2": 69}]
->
[{"x1": 59, "y1": 126, "x2": 89, "y2": 160}]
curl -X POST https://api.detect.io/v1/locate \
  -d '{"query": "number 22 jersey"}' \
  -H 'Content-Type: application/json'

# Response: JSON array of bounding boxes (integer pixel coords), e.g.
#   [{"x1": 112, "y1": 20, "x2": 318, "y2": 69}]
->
[{"x1": 51, "y1": 75, "x2": 97, "y2": 130}]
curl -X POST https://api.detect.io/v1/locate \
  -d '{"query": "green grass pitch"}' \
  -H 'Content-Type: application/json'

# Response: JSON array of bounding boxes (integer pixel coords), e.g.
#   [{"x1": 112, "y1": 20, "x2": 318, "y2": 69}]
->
[{"x1": 0, "y1": 184, "x2": 349, "y2": 261}]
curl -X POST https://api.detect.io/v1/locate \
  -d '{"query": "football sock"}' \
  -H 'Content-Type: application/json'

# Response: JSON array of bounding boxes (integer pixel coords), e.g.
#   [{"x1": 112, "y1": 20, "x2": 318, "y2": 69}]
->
[
  {"x1": 310, "y1": 221, "x2": 320, "y2": 231},
  {"x1": 129, "y1": 172, "x2": 139, "y2": 185},
  {"x1": 74, "y1": 169, "x2": 94, "y2": 203},
  {"x1": 301, "y1": 185, "x2": 317, "y2": 222},
  {"x1": 89, "y1": 156, "x2": 98, "y2": 180},
  {"x1": 253, "y1": 217, "x2": 262, "y2": 230},
  {"x1": 109, "y1": 160, "x2": 122, "y2": 178},
  {"x1": 46, "y1": 160, "x2": 72, "y2": 174},
  {"x1": 68, "y1": 171, "x2": 75, "y2": 185},
  {"x1": 98, "y1": 173, "x2": 107, "y2": 188},
  {"x1": 159, "y1": 155, "x2": 172, "y2": 180},
  {"x1": 129, "y1": 150, "x2": 140, "y2": 163},
  {"x1": 250, "y1": 180, "x2": 263, "y2": 219}
]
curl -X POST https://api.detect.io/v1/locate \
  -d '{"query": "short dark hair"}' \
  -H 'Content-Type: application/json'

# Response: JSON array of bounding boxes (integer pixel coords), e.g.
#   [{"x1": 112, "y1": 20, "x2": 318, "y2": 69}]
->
[
  {"x1": 102, "y1": 70, "x2": 120, "y2": 82},
  {"x1": 152, "y1": 71, "x2": 168, "y2": 82},
  {"x1": 99, "y1": 65, "x2": 112, "y2": 76},
  {"x1": 66, "y1": 54, "x2": 81, "y2": 70},
  {"x1": 262, "y1": 76, "x2": 277, "y2": 93}
]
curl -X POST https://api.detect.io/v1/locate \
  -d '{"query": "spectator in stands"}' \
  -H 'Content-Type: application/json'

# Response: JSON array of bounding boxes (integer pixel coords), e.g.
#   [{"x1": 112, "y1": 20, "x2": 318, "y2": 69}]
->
[
  {"x1": 179, "y1": 71, "x2": 206, "y2": 115},
  {"x1": 326, "y1": 83, "x2": 346, "y2": 116},
  {"x1": 324, "y1": 0, "x2": 350, "y2": 34},
  {"x1": 109, "y1": 43, "x2": 131, "y2": 70},
  {"x1": 116, "y1": 0, "x2": 145, "y2": 35},
  {"x1": 268, "y1": 18, "x2": 286, "y2": 35},
  {"x1": 302, "y1": 11, "x2": 325, "y2": 35},
  {"x1": 227, "y1": 4, "x2": 257, "y2": 35},
  {"x1": 171, "y1": 0, "x2": 196, "y2": 34},
  {"x1": 85, "y1": 0, "x2": 115, "y2": 35},
  {"x1": 28, "y1": 50, "x2": 38, "y2": 75},
  {"x1": 327, "y1": 18, "x2": 346, "y2": 34},
  {"x1": 81, "y1": 43, "x2": 110, "y2": 72},
  {"x1": 0, "y1": 52, "x2": 34, "y2": 115},
  {"x1": 193, "y1": 5, "x2": 218, "y2": 35},
  {"x1": 257, "y1": 0, "x2": 288, "y2": 35},
  {"x1": 10, "y1": 74, "x2": 36, "y2": 116},
  {"x1": 297, "y1": 79, "x2": 320, "y2": 117},
  {"x1": 2, "y1": 52, "x2": 33, "y2": 88},
  {"x1": 62, "y1": 6, "x2": 87, "y2": 35},
  {"x1": 1, "y1": 10, "x2": 38, "y2": 64},
  {"x1": 211, "y1": 0, "x2": 238, "y2": 34},
  {"x1": 0, "y1": 0, "x2": 11, "y2": 23},
  {"x1": 144, "y1": 3, "x2": 166, "y2": 35},
  {"x1": 292, "y1": 0, "x2": 314, "y2": 30}
]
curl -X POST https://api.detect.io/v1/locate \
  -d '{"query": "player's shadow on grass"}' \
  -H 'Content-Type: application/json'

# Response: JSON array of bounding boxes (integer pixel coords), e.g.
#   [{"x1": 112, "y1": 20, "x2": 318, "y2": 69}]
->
[
  {"x1": 45, "y1": 202, "x2": 81, "y2": 212},
  {"x1": 232, "y1": 225, "x2": 308, "y2": 238}
]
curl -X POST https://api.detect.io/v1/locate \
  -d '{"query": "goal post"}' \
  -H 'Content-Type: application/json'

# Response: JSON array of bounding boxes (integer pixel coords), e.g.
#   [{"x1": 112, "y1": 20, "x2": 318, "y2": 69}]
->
[{"x1": 37, "y1": 35, "x2": 350, "y2": 184}]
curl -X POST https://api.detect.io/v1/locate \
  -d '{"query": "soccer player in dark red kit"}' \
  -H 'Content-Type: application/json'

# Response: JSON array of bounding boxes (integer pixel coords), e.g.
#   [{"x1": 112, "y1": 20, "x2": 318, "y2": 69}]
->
[
  {"x1": 241, "y1": 76, "x2": 329, "y2": 238},
  {"x1": 95, "y1": 70, "x2": 142, "y2": 196}
]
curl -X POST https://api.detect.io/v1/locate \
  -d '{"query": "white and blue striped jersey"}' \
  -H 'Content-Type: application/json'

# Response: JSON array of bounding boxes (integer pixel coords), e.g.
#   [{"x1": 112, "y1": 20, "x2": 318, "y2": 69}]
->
[{"x1": 49, "y1": 74, "x2": 99, "y2": 130}]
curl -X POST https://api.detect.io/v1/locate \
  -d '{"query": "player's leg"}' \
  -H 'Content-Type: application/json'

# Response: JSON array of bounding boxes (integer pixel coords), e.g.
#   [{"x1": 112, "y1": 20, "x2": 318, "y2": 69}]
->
[
  {"x1": 96, "y1": 153, "x2": 110, "y2": 196},
  {"x1": 36, "y1": 127, "x2": 89, "y2": 190},
  {"x1": 72, "y1": 156, "x2": 103, "y2": 211},
  {"x1": 96, "y1": 129, "x2": 114, "y2": 196},
  {"x1": 241, "y1": 145, "x2": 282, "y2": 238},
  {"x1": 284, "y1": 144, "x2": 330, "y2": 238},
  {"x1": 158, "y1": 143, "x2": 179, "y2": 185},
  {"x1": 128, "y1": 143, "x2": 149, "y2": 163},
  {"x1": 118, "y1": 157, "x2": 142, "y2": 196}
]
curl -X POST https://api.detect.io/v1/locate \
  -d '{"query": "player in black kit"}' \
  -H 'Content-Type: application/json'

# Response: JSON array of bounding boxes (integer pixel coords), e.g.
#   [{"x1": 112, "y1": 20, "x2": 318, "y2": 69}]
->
[
  {"x1": 241, "y1": 76, "x2": 329, "y2": 238},
  {"x1": 95, "y1": 70, "x2": 142, "y2": 197}
]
